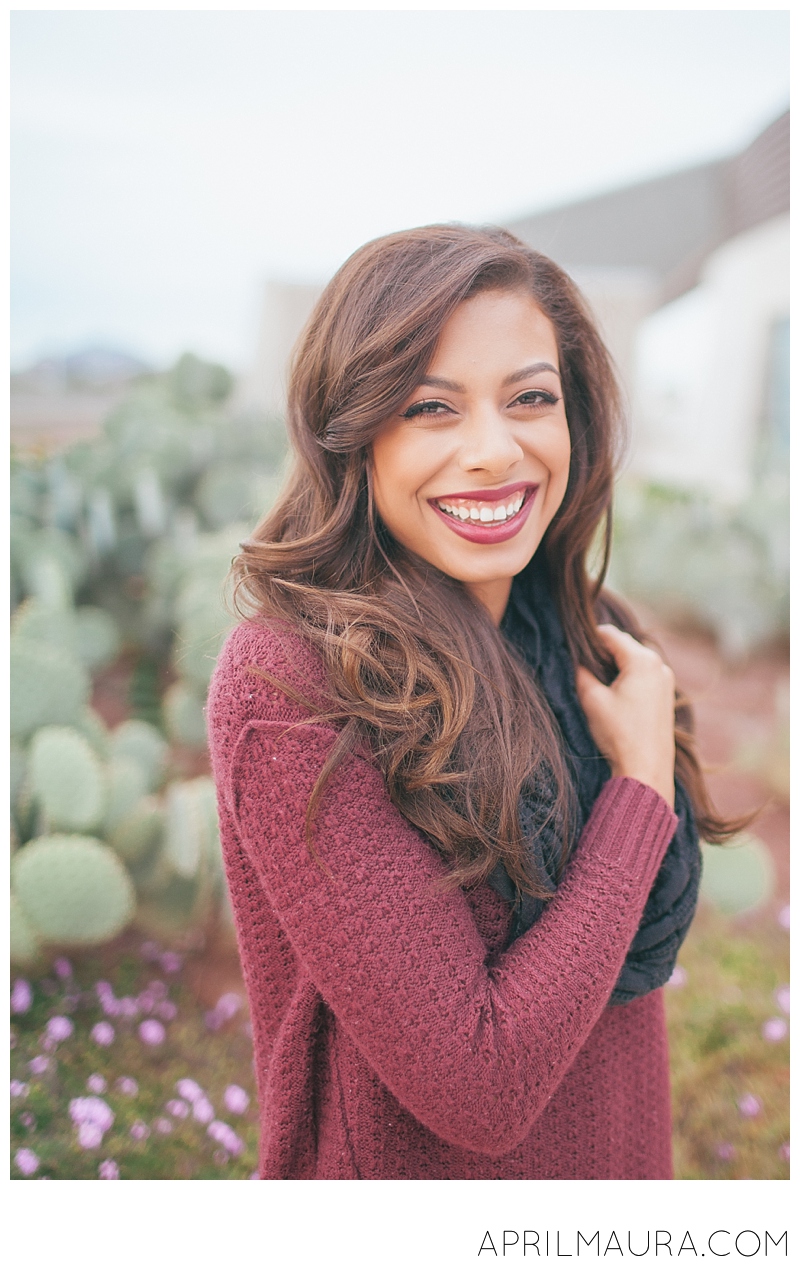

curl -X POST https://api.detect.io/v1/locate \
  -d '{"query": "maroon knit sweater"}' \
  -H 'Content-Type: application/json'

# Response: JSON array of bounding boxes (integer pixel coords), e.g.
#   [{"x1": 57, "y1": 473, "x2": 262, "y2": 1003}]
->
[{"x1": 207, "y1": 619, "x2": 679, "y2": 1180}]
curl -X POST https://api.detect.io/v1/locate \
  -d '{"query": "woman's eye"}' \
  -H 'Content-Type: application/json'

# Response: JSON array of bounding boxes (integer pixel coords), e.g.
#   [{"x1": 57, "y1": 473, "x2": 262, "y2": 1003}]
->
[
  {"x1": 401, "y1": 400, "x2": 452, "y2": 419},
  {"x1": 512, "y1": 390, "x2": 560, "y2": 409}
]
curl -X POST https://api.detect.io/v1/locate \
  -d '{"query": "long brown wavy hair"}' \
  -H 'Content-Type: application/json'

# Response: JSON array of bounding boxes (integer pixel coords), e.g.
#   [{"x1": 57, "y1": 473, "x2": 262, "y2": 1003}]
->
[{"x1": 232, "y1": 223, "x2": 744, "y2": 899}]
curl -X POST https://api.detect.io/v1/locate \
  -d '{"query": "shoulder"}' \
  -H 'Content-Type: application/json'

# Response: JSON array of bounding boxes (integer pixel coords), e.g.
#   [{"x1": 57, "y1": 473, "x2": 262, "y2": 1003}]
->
[{"x1": 206, "y1": 617, "x2": 328, "y2": 772}]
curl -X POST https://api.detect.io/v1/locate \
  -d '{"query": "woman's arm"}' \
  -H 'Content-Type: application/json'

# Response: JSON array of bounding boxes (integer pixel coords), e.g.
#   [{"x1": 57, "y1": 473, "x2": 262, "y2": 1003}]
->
[{"x1": 228, "y1": 716, "x2": 677, "y2": 1157}]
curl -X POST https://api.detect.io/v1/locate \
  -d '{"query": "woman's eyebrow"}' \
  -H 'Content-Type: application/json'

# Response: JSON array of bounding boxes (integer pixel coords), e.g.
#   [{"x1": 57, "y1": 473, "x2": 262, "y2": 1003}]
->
[{"x1": 419, "y1": 362, "x2": 560, "y2": 393}]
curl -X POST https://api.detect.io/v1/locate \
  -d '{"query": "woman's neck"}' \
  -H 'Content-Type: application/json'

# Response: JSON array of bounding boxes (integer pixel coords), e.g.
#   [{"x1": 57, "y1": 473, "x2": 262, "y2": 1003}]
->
[{"x1": 464, "y1": 577, "x2": 513, "y2": 627}]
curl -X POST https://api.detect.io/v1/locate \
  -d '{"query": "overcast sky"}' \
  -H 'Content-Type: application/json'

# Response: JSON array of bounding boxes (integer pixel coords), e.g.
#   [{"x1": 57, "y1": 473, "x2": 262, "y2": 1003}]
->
[{"x1": 11, "y1": 8, "x2": 789, "y2": 371}]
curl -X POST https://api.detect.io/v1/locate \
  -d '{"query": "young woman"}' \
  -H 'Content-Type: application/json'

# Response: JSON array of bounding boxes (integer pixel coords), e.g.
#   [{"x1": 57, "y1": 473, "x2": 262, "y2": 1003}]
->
[{"x1": 207, "y1": 224, "x2": 736, "y2": 1180}]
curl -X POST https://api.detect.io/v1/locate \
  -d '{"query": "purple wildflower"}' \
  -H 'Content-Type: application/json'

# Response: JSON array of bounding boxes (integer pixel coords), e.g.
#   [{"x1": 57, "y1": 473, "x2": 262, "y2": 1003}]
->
[
  {"x1": 166, "y1": 1098, "x2": 190, "y2": 1119},
  {"x1": 87, "y1": 1074, "x2": 107, "y2": 1094},
  {"x1": 53, "y1": 957, "x2": 73, "y2": 980},
  {"x1": 779, "y1": 1143, "x2": 790, "y2": 1162},
  {"x1": 762, "y1": 1017, "x2": 788, "y2": 1043},
  {"x1": 99, "y1": 1159, "x2": 120, "y2": 1179},
  {"x1": 136, "y1": 991, "x2": 156, "y2": 1015},
  {"x1": 249, "y1": 1171, "x2": 260, "y2": 1180},
  {"x1": 148, "y1": 980, "x2": 168, "y2": 1001},
  {"x1": 192, "y1": 1096, "x2": 215, "y2": 1125},
  {"x1": 78, "y1": 1122, "x2": 103, "y2": 1149},
  {"x1": 139, "y1": 1019, "x2": 165, "y2": 1046},
  {"x1": 117, "y1": 996, "x2": 139, "y2": 1018},
  {"x1": 70, "y1": 1096, "x2": 114, "y2": 1133},
  {"x1": 115, "y1": 1076, "x2": 139, "y2": 1096},
  {"x1": 175, "y1": 1078, "x2": 203, "y2": 1104},
  {"x1": 217, "y1": 992, "x2": 242, "y2": 1020},
  {"x1": 91, "y1": 1021, "x2": 115, "y2": 1046},
  {"x1": 667, "y1": 966, "x2": 687, "y2": 988},
  {"x1": 223, "y1": 1084, "x2": 250, "y2": 1115},
  {"x1": 129, "y1": 1120, "x2": 150, "y2": 1141},
  {"x1": 11, "y1": 979, "x2": 33, "y2": 1014},
  {"x1": 154, "y1": 1117, "x2": 173, "y2": 1135},
  {"x1": 738, "y1": 1093, "x2": 762, "y2": 1118},
  {"x1": 208, "y1": 1119, "x2": 244, "y2": 1156},
  {"x1": 20, "y1": 1111, "x2": 36, "y2": 1129},
  {"x1": 775, "y1": 985, "x2": 789, "y2": 1015},
  {"x1": 778, "y1": 904, "x2": 790, "y2": 931},
  {"x1": 157, "y1": 1000, "x2": 177, "y2": 1021},
  {"x1": 160, "y1": 951, "x2": 183, "y2": 974},
  {"x1": 15, "y1": 1148, "x2": 40, "y2": 1176},
  {"x1": 716, "y1": 1143, "x2": 735, "y2": 1161},
  {"x1": 46, "y1": 1015, "x2": 74, "y2": 1043},
  {"x1": 11, "y1": 1080, "x2": 30, "y2": 1097},
  {"x1": 28, "y1": 1055, "x2": 50, "y2": 1076}
]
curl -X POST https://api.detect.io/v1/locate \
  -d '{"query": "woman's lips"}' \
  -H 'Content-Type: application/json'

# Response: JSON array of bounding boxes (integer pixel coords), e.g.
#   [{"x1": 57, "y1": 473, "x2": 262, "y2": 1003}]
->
[{"x1": 428, "y1": 484, "x2": 539, "y2": 544}]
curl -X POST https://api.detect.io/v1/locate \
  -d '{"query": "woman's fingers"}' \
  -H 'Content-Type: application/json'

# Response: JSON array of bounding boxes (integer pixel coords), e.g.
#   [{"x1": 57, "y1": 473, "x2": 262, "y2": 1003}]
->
[{"x1": 576, "y1": 627, "x2": 676, "y2": 809}]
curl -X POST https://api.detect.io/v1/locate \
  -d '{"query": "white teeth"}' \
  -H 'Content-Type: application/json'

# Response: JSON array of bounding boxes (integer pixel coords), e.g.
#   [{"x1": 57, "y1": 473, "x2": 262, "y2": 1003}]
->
[{"x1": 435, "y1": 491, "x2": 528, "y2": 523}]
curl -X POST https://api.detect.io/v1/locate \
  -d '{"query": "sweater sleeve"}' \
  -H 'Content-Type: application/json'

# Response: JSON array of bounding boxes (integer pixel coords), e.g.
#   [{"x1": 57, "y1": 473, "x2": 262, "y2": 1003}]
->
[{"x1": 228, "y1": 717, "x2": 677, "y2": 1157}]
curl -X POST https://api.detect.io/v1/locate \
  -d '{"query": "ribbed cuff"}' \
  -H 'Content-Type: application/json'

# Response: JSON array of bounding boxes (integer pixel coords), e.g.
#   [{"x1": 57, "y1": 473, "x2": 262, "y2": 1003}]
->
[{"x1": 586, "y1": 777, "x2": 678, "y2": 876}]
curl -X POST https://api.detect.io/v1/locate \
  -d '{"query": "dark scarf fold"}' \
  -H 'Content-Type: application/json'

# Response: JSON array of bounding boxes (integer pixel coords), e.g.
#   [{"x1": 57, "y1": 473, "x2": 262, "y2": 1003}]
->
[{"x1": 491, "y1": 558, "x2": 702, "y2": 1006}]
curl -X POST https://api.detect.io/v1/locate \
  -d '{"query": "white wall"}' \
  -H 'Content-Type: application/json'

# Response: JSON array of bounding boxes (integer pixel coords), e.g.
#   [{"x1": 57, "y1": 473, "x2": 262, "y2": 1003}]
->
[{"x1": 630, "y1": 213, "x2": 789, "y2": 499}]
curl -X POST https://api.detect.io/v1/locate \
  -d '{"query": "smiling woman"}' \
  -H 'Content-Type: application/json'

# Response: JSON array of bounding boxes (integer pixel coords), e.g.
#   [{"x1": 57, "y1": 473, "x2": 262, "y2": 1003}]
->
[
  {"x1": 372, "y1": 291, "x2": 571, "y2": 623},
  {"x1": 206, "y1": 224, "x2": 743, "y2": 1180}
]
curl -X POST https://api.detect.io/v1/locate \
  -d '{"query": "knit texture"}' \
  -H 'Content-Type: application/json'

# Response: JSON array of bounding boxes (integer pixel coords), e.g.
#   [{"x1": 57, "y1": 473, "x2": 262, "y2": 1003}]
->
[{"x1": 207, "y1": 619, "x2": 679, "y2": 1180}]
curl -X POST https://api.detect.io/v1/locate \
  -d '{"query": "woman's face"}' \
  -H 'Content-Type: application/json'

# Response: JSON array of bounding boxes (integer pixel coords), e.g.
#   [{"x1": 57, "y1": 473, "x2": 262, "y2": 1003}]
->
[{"x1": 371, "y1": 288, "x2": 572, "y2": 624}]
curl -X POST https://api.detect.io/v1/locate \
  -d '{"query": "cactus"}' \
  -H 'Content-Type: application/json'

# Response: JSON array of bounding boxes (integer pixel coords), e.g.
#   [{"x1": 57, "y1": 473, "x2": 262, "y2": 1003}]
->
[
  {"x1": 75, "y1": 707, "x2": 112, "y2": 759},
  {"x1": 109, "y1": 719, "x2": 168, "y2": 792},
  {"x1": 194, "y1": 462, "x2": 258, "y2": 530},
  {"x1": 103, "y1": 757, "x2": 150, "y2": 834},
  {"x1": 162, "y1": 680, "x2": 208, "y2": 749},
  {"x1": 163, "y1": 777, "x2": 220, "y2": 880},
  {"x1": 11, "y1": 891, "x2": 43, "y2": 967},
  {"x1": 73, "y1": 607, "x2": 121, "y2": 670},
  {"x1": 29, "y1": 726, "x2": 107, "y2": 833},
  {"x1": 108, "y1": 795, "x2": 165, "y2": 864},
  {"x1": 700, "y1": 835, "x2": 776, "y2": 915},
  {"x1": 11, "y1": 639, "x2": 90, "y2": 738},
  {"x1": 12, "y1": 835, "x2": 136, "y2": 946},
  {"x1": 10, "y1": 742, "x2": 28, "y2": 812},
  {"x1": 11, "y1": 597, "x2": 79, "y2": 658}
]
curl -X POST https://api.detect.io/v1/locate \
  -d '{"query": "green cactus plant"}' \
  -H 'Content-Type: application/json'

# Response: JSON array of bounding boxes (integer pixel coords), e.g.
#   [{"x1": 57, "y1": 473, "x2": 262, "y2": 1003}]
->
[
  {"x1": 11, "y1": 597, "x2": 79, "y2": 658},
  {"x1": 12, "y1": 834, "x2": 136, "y2": 946},
  {"x1": 103, "y1": 756, "x2": 150, "y2": 835},
  {"x1": 73, "y1": 606, "x2": 122, "y2": 670},
  {"x1": 75, "y1": 707, "x2": 112, "y2": 758},
  {"x1": 29, "y1": 726, "x2": 107, "y2": 833},
  {"x1": 10, "y1": 639, "x2": 91, "y2": 739},
  {"x1": 162, "y1": 679, "x2": 208, "y2": 749},
  {"x1": 11, "y1": 891, "x2": 43, "y2": 967},
  {"x1": 10, "y1": 742, "x2": 28, "y2": 811},
  {"x1": 163, "y1": 777, "x2": 220, "y2": 880},
  {"x1": 109, "y1": 718, "x2": 168, "y2": 791},
  {"x1": 108, "y1": 795, "x2": 165, "y2": 864},
  {"x1": 700, "y1": 835, "x2": 776, "y2": 916}
]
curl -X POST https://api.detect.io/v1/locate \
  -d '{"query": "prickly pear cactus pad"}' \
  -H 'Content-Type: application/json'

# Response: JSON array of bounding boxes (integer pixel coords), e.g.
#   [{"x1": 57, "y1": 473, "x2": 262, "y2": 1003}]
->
[
  {"x1": 12, "y1": 835, "x2": 136, "y2": 946},
  {"x1": 109, "y1": 719, "x2": 168, "y2": 792},
  {"x1": 10, "y1": 640, "x2": 90, "y2": 738},
  {"x1": 29, "y1": 726, "x2": 107, "y2": 832},
  {"x1": 10, "y1": 891, "x2": 43, "y2": 966}
]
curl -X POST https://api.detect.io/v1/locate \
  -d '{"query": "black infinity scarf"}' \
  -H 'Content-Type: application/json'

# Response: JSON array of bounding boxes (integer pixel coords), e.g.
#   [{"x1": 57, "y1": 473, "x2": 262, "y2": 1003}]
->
[{"x1": 490, "y1": 558, "x2": 702, "y2": 1006}]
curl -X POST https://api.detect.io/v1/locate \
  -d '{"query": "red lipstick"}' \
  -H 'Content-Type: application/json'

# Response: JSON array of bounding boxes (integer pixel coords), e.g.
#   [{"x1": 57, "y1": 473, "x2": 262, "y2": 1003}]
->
[{"x1": 427, "y1": 483, "x2": 539, "y2": 545}]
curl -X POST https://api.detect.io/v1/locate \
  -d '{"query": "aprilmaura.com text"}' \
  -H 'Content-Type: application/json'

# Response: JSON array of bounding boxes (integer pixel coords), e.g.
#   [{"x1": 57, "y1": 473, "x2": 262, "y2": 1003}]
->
[{"x1": 477, "y1": 1231, "x2": 788, "y2": 1258}]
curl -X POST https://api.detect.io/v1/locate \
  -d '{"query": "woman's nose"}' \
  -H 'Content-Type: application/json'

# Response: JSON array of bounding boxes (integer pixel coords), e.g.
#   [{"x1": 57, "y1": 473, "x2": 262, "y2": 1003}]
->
[{"x1": 457, "y1": 409, "x2": 524, "y2": 474}]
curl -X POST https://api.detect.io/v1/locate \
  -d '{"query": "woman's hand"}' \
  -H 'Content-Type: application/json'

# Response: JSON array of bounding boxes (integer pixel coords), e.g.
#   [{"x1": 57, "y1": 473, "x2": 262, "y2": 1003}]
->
[{"x1": 575, "y1": 625, "x2": 676, "y2": 810}]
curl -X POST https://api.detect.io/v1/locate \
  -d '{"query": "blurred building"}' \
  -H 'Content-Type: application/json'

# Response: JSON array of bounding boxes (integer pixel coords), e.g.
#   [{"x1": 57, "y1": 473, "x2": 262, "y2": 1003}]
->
[{"x1": 236, "y1": 111, "x2": 788, "y2": 499}]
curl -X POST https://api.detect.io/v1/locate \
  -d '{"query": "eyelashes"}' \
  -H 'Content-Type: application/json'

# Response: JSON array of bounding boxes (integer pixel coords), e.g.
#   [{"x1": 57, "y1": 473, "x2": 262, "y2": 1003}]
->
[{"x1": 400, "y1": 389, "x2": 560, "y2": 420}]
